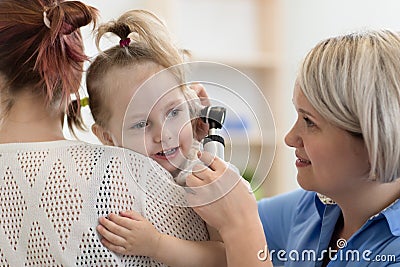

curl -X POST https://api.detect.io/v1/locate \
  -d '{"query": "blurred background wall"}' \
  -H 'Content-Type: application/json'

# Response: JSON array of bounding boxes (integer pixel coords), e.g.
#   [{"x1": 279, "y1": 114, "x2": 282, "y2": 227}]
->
[{"x1": 68, "y1": 0, "x2": 400, "y2": 198}]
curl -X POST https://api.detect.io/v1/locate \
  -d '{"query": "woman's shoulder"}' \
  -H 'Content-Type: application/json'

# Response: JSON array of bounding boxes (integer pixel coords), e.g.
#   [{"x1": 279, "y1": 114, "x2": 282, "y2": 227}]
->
[
  {"x1": 257, "y1": 189, "x2": 317, "y2": 229},
  {"x1": 258, "y1": 189, "x2": 313, "y2": 209},
  {"x1": 0, "y1": 139, "x2": 171, "y2": 182},
  {"x1": 63, "y1": 140, "x2": 138, "y2": 155},
  {"x1": 42, "y1": 140, "x2": 153, "y2": 165},
  {"x1": 0, "y1": 139, "x2": 140, "y2": 157},
  {"x1": 63, "y1": 140, "x2": 172, "y2": 179}
]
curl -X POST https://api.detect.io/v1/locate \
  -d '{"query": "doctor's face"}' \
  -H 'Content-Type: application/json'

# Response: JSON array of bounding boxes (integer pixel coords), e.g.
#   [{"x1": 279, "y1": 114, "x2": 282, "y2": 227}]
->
[{"x1": 284, "y1": 84, "x2": 370, "y2": 198}]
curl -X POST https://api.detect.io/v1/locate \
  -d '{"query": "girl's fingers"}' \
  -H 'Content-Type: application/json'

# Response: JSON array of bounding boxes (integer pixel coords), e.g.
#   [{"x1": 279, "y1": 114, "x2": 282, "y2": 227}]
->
[
  {"x1": 107, "y1": 213, "x2": 138, "y2": 230},
  {"x1": 119, "y1": 210, "x2": 144, "y2": 221},
  {"x1": 96, "y1": 222, "x2": 126, "y2": 246},
  {"x1": 100, "y1": 238, "x2": 127, "y2": 254}
]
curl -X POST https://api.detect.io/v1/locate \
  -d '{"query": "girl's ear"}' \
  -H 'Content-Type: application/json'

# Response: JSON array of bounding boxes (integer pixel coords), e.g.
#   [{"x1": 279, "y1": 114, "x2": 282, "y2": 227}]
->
[
  {"x1": 92, "y1": 124, "x2": 115, "y2": 146},
  {"x1": 193, "y1": 117, "x2": 209, "y2": 141}
]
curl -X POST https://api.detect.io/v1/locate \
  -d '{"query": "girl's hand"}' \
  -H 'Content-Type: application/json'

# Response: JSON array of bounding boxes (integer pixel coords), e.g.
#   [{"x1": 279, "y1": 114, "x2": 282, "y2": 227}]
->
[{"x1": 97, "y1": 210, "x2": 161, "y2": 257}]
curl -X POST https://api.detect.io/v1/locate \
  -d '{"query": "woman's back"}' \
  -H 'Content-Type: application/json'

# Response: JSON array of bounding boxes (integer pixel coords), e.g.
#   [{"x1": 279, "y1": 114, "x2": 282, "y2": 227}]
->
[{"x1": 0, "y1": 140, "x2": 208, "y2": 266}]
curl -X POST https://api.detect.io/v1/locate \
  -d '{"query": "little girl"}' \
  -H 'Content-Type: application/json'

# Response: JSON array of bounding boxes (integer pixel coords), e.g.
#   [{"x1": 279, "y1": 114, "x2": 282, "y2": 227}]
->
[{"x1": 86, "y1": 10, "x2": 226, "y2": 267}]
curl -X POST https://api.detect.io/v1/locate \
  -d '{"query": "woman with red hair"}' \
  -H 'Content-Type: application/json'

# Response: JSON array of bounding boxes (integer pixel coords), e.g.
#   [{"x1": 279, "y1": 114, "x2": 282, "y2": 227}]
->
[{"x1": 0, "y1": 1, "x2": 178, "y2": 265}]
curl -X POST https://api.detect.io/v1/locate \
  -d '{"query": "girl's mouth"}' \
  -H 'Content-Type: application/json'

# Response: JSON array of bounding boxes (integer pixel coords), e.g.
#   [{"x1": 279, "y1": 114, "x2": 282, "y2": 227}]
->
[{"x1": 153, "y1": 147, "x2": 179, "y2": 159}]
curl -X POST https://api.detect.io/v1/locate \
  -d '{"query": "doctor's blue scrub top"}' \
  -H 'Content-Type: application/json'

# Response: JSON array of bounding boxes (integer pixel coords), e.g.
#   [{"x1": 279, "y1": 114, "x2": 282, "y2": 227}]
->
[{"x1": 258, "y1": 189, "x2": 400, "y2": 266}]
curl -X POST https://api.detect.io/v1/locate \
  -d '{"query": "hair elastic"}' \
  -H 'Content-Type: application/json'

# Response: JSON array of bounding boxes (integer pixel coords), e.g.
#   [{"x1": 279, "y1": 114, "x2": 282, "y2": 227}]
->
[
  {"x1": 80, "y1": 97, "x2": 89, "y2": 107},
  {"x1": 119, "y1": 38, "x2": 131, "y2": 48},
  {"x1": 43, "y1": 11, "x2": 51, "y2": 29}
]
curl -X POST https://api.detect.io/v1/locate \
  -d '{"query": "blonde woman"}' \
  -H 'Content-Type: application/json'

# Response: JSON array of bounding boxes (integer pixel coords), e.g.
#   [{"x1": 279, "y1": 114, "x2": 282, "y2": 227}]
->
[{"x1": 188, "y1": 30, "x2": 400, "y2": 267}]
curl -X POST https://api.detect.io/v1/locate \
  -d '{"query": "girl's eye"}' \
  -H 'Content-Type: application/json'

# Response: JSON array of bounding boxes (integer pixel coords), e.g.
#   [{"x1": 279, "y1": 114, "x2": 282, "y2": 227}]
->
[
  {"x1": 303, "y1": 116, "x2": 315, "y2": 127},
  {"x1": 167, "y1": 108, "x2": 181, "y2": 118},
  {"x1": 131, "y1": 121, "x2": 148, "y2": 129}
]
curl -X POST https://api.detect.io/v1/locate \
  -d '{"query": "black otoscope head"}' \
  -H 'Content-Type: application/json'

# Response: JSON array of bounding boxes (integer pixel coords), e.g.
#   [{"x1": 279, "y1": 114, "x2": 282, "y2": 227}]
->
[{"x1": 200, "y1": 106, "x2": 226, "y2": 129}]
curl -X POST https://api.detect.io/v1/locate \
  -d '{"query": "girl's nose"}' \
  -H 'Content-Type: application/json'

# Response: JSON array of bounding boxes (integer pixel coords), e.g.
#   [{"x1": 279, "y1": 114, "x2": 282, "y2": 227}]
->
[{"x1": 153, "y1": 123, "x2": 173, "y2": 143}]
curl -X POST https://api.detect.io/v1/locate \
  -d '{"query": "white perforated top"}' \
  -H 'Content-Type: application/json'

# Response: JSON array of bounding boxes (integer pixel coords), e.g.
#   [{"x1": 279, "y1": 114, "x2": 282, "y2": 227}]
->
[{"x1": 0, "y1": 140, "x2": 209, "y2": 266}]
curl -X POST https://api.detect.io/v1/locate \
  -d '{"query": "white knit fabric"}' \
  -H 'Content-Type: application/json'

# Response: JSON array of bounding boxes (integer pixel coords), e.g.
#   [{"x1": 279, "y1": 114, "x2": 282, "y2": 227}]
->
[{"x1": 0, "y1": 140, "x2": 209, "y2": 266}]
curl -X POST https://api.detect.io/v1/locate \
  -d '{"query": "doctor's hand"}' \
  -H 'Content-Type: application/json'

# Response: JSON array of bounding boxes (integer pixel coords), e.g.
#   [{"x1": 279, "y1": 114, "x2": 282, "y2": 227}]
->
[
  {"x1": 186, "y1": 151, "x2": 258, "y2": 236},
  {"x1": 186, "y1": 152, "x2": 270, "y2": 267}
]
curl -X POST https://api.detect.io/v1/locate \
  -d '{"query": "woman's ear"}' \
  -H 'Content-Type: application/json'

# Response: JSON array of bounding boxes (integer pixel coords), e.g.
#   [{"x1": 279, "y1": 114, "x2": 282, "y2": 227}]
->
[{"x1": 92, "y1": 124, "x2": 115, "y2": 146}]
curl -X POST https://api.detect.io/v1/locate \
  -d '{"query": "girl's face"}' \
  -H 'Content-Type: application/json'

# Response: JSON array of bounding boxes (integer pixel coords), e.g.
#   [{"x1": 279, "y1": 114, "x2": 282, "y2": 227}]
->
[
  {"x1": 104, "y1": 63, "x2": 194, "y2": 176},
  {"x1": 284, "y1": 84, "x2": 370, "y2": 198}
]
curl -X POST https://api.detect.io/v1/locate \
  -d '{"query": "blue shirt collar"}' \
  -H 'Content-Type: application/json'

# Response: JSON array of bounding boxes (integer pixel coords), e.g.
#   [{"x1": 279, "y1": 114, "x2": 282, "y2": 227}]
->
[
  {"x1": 314, "y1": 193, "x2": 400, "y2": 236},
  {"x1": 380, "y1": 199, "x2": 400, "y2": 236},
  {"x1": 314, "y1": 193, "x2": 337, "y2": 218}
]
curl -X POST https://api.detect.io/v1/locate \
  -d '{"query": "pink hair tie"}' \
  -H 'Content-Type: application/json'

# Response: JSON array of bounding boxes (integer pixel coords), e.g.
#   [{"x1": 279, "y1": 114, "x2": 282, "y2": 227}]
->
[{"x1": 119, "y1": 38, "x2": 131, "y2": 48}]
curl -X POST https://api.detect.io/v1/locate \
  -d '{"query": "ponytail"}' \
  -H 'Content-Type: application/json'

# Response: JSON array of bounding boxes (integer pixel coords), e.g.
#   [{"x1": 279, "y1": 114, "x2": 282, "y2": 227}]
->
[
  {"x1": 66, "y1": 98, "x2": 88, "y2": 138},
  {"x1": 0, "y1": 0, "x2": 98, "y2": 132},
  {"x1": 95, "y1": 10, "x2": 185, "y2": 72}
]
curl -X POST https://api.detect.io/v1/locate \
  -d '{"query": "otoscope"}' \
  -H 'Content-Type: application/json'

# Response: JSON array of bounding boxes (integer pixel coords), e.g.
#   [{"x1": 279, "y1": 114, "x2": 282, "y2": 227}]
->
[{"x1": 200, "y1": 106, "x2": 227, "y2": 159}]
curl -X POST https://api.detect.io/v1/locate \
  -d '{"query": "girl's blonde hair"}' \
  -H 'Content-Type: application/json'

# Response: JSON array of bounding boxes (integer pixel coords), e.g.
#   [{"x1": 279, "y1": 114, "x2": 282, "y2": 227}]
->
[
  {"x1": 86, "y1": 10, "x2": 194, "y2": 127},
  {"x1": 298, "y1": 29, "x2": 400, "y2": 183}
]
